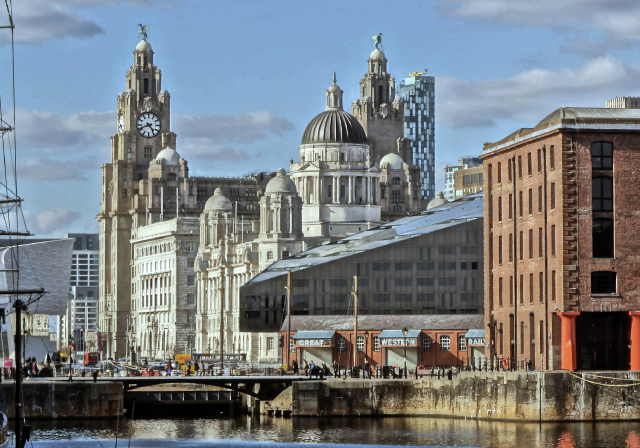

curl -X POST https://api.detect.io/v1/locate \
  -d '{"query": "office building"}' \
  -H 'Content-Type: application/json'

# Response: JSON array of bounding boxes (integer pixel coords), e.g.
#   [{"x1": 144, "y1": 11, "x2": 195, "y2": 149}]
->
[{"x1": 444, "y1": 157, "x2": 482, "y2": 201}]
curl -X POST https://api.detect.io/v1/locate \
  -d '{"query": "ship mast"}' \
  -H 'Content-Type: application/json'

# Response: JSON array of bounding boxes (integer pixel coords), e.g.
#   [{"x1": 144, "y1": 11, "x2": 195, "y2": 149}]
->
[{"x1": 0, "y1": 2, "x2": 47, "y2": 447}]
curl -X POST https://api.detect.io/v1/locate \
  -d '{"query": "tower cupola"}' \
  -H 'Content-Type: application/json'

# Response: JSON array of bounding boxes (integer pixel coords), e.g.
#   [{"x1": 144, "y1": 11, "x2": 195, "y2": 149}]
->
[{"x1": 326, "y1": 73, "x2": 343, "y2": 111}]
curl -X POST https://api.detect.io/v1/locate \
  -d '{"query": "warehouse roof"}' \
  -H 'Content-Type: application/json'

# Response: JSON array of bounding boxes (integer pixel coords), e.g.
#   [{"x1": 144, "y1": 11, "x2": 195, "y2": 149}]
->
[{"x1": 281, "y1": 314, "x2": 485, "y2": 332}]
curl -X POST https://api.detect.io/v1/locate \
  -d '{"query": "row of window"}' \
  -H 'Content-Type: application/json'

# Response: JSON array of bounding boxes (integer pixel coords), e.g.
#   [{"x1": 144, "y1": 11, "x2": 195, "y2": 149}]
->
[{"x1": 334, "y1": 334, "x2": 465, "y2": 352}]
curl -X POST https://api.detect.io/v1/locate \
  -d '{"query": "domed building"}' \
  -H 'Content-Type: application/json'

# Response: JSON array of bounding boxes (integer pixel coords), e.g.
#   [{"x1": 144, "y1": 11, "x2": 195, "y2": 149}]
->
[{"x1": 290, "y1": 74, "x2": 382, "y2": 237}]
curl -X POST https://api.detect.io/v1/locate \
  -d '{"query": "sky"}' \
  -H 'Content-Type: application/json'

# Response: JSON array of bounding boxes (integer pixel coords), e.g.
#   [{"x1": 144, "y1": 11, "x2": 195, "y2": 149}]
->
[{"x1": 2, "y1": 0, "x2": 640, "y2": 237}]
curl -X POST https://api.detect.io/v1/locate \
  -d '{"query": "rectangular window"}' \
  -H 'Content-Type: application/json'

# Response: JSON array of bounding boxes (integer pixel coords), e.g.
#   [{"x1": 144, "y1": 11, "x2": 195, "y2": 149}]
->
[
  {"x1": 498, "y1": 235, "x2": 503, "y2": 265},
  {"x1": 519, "y1": 274, "x2": 524, "y2": 305},
  {"x1": 267, "y1": 337, "x2": 274, "y2": 351},
  {"x1": 122, "y1": 189, "x2": 127, "y2": 198},
  {"x1": 509, "y1": 234, "x2": 513, "y2": 263},
  {"x1": 187, "y1": 275, "x2": 195, "y2": 286},
  {"x1": 440, "y1": 335, "x2": 450, "y2": 351},
  {"x1": 591, "y1": 271, "x2": 617, "y2": 294},
  {"x1": 537, "y1": 149, "x2": 542, "y2": 172},
  {"x1": 327, "y1": 185, "x2": 332, "y2": 198},
  {"x1": 539, "y1": 321, "x2": 544, "y2": 354},
  {"x1": 539, "y1": 272, "x2": 544, "y2": 302},
  {"x1": 551, "y1": 271, "x2": 556, "y2": 301},
  {"x1": 423, "y1": 335, "x2": 431, "y2": 351},
  {"x1": 509, "y1": 276, "x2": 514, "y2": 305},
  {"x1": 498, "y1": 196, "x2": 502, "y2": 222},
  {"x1": 518, "y1": 156, "x2": 522, "y2": 178},
  {"x1": 498, "y1": 162, "x2": 502, "y2": 183},
  {"x1": 528, "y1": 188, "x2": 533, "y2": 215},
  {"x1": 509, "y1": 194, "x2": 513, "y2": 219},
  {"x1": 593, "y1": 177, "x2": 613, "y2": 211},
  {"x1": 550, "y1": 145, "x2": 555, "y2": 169},
  {"x1": 340, "y1": 185, "x2": 345, "y2": 198},
  {"x1": 529, "y1": 229, "x2": 533, "y2": 259},
  {"x1": 508, "y1": 160, "x2": 512, "y2": 181},
  {"x1": 592, "y1": 142, "x2": 613, "y2": 169},
  {"x1": 539, "y1": 227, "x2": 543, "y2": 258},
  {"x1": 373, "y1": 336, "x2": 380, "y2": 351},
  {"x1": 550, "y1": 183, "x2": 555, "y2": 210},
  {"x1": 187, "y1": 293, "x2": 195, "y2": 305},
  {"x1": 520, "y1": 321, "x2": 525, "y2": 355},
  {"x1": 519, "y1": 231, "x2": 523, "y2": 261},
  {"x1": 459, "y1": 335, "x2": 467, "y2": 351},
  {"x1": 519, "y1": 191, "x2": 523, "y2": 217},
  {"x1": 529, "y1": 273, "x2": 534, "y2": 304},
  {"x1": 538, "y1": 186, "x2": 543, "y2": 212},
  {"x1": 357, "y1": 335, "x2": 364, "y2": 352},
  {"x1": 593, "y1": 218, "x2": 614, "y2": 258},
  {"x1": 498, "y1": 277, "x2": 503, "y2": 306},
  {"x1": 551, "y1": 225, "x2": 556, "y2": 256},
  {"x1": 338, "y1": 336, "x2": 346, "y2": 352},
  {"x1": 527, "y1": 152, "x2": 532, "y2": 175}
]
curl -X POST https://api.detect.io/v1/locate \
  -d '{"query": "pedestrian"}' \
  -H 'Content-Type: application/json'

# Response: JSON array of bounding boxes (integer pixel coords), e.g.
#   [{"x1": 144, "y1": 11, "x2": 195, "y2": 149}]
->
[
  {"x1": 33, "y1": 362, "x2": 39, "y2": 376},
  {"x1": 194, "y1": 360, "x2": 200, "y2": 376},
  {"x1": 292, "y1": 359, "x2": 299, "y2": 376},
  {"x1": 363, "y1": 359, "x2": 370, "y2": 379},
  {"x1": 309, "y1": 360, "x2": 316, "y2": 378},
  {"x1": 333, "y1": 360, "x2": 339, "y2": 377},
  {"x1": 304, "y1": 359, "x2": 309, "y2": 376},
  {"x1": 187, "y1": 361, "x2": 192, "y2": 376},
  {"x1": 92, "y1": 370, "x2": 98, "y2": 382}
]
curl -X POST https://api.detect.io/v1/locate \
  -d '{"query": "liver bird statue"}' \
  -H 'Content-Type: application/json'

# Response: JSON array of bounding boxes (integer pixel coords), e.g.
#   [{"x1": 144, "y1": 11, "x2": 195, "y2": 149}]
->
[
  {"x1": 138, "y1": 24, "x2": 149, "y2": 40},
  {"x1": 372, "y1": 33, "x2": 382, "y2": 49}
]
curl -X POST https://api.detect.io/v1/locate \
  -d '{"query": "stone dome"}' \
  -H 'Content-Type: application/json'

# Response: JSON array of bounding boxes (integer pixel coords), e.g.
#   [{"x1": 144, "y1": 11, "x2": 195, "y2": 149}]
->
[
  {"x1": 363, "y1": 96, "x2": 372, "y2": 102},
  {"x1": 265, "y1": 168, "x2": 297, "y2": 194},
  {"x1": 118, "y1": 92, "x2": 126, "y2": 98},
  {"x1": 205, "y1": 188, "x2": 233, "y2": 212},
  {"x1": 156, "y1": 147, "x2": 181, "y2": 166},
  {"x1": 136, "y1": 39, "x2": 153, "y2": 52},
  {"x1": 158, "y1": 90, "x2": 170, "y2": 97},
  {"x1": 126, "y1": 89, "x2": 136, "y2": 96},
  {"x1": 369, "y1": 48, "x2": 386, "y2": 60},
  {"x1": 380, "y1": 153, "x2": 404, "y2": 170},
  {"x1": 301, "y1": 109, "x2": 368, "y2": 145},
  {"x1": 427, "y1": 191, "x2": 449, "y2": 210}
]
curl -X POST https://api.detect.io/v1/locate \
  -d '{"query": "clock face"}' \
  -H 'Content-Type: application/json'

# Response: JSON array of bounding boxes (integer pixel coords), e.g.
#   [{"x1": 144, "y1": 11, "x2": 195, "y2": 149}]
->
[
  {"x1": 137, "y1": 112, "x2": 161, "y2": 138},
  {"x1": 118, "y1": 115, "x2": 125, "y2": 133}
]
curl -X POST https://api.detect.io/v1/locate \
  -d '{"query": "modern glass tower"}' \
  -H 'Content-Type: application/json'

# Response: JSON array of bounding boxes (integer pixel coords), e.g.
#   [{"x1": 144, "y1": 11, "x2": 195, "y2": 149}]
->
[{"x1": 397, "y1": 74, "x2": 435, "y2": 201}]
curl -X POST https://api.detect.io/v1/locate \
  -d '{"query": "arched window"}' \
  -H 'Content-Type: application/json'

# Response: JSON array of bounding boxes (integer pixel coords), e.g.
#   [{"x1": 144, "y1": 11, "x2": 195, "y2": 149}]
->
[
  {"x1": 167, "y1": 173, "x2": 177, "y2": 181},
  {"x1": 591, "y1": 271, "x2": 616, "y2": 294},
  {"x1": 593, "y1": 218, "x2": 614, "y2": 258},
  {"x1": 592, "y1": 142, "x2": 613, "y2": 169},
  {"x1": 592, "y1": 176, "x2": 613, "y2": 211}
]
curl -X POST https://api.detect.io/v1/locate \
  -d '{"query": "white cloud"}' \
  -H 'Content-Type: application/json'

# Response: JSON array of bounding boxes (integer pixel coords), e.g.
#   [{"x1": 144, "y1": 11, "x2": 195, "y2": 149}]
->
[
  {"x1": 29, "y1": 208, "x2": 81, "y2": 235},
  {"x1": 437, "y1": 0, "x2": 640, "y2": 42},
  {"x1": 438, "y1": 55, "x2": 640, "y2": 128},
  {"x1": 0, "y1": 0, "x2": 156, "y2": 45}
]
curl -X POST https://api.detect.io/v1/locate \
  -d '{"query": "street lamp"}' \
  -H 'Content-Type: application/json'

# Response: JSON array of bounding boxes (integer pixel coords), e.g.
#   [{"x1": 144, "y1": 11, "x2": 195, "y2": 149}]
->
[{"x1": 402, "y1": 327, "x2": 408, "y2": 379}]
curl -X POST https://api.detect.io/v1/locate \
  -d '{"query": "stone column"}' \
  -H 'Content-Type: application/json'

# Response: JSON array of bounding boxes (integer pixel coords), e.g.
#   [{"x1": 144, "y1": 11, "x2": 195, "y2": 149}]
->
[
  {"x1": 630, "y1": 312, "x2": 640, "y2": 370},
  {"x1": 558, "y1": 312, "x2": 580, "y2": 371},
  {"x1": 348, "y1": 175, "x2": 353, "y2": 204},
  {"x1": 333, "y1": 177, "x2": 338, "y2": 204},
  {"x1": 319, "y1": 176, "x2": 324, "y2": 204}
]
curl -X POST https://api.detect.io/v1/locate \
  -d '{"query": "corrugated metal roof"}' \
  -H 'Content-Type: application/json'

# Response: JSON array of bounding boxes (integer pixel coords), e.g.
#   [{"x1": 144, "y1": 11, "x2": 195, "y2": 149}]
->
[
  {"x1": 246, "y1": 194, "x2": 483, "y2": 285},
  {"x1": 378, "y1": 330, "x2": 421, "y2": 338},
  {"x1": 292, "y1": 331, "x2": 335, "y2": 339},
  {"x1": 281, "y1": 314, "x2": 484, "y2": 332},
  {"x1": 465, "y1": 329, "x2": 485, "y2": 338}
]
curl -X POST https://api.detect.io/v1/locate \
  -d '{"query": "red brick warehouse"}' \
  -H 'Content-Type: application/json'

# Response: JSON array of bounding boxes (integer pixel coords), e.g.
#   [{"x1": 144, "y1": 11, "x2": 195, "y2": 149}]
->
[{"x1": 480, "y1": 104, "x2": 640, "y2": 371}]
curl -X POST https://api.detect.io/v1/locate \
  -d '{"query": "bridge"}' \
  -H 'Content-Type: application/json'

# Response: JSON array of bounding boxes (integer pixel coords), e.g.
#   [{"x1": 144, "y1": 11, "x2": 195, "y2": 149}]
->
[{"x1": 30, "y1": 375, "x2": 311, "y2": 400}]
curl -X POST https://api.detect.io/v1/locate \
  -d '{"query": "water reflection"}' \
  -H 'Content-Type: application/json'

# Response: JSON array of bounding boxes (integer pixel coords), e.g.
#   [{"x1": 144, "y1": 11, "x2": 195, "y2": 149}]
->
[{"x1": 24, "y1": 415, "x2": 640, "y2": 447}]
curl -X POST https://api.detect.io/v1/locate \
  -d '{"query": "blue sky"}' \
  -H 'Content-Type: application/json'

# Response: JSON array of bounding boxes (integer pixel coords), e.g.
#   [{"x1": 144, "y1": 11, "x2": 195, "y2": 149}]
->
[{"x1": 2, "y1": 0, "x2": 640, "y2": 236}]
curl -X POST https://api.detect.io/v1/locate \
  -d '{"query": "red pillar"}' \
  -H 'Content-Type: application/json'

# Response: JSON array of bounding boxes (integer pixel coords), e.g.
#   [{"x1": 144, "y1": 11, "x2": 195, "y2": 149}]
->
[
  {"x1": 629, "y1": 312, "x2": 640, "y2": 370},
  {"x1": 557, "y1": 312, "x2": 580, "y2": 371}
]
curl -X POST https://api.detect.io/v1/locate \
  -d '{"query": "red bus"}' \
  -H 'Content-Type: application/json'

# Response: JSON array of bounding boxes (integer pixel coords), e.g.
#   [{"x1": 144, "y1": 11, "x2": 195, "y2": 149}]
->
[{"x1": 84, "y1": 352, "x2": 100, "y2": 366}]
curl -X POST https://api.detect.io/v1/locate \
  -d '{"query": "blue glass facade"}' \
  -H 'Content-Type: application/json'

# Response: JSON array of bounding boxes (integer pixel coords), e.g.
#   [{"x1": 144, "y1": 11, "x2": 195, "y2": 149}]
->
[{"x1": 397, "y1": 75, "x2": 435, "y2": 201}]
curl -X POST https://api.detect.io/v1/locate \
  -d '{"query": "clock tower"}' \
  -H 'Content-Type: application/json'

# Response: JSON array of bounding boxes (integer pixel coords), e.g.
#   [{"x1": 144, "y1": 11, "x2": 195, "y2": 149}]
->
[{"x1": 98, "y1": 35, "x2": 177, "y2": 359}]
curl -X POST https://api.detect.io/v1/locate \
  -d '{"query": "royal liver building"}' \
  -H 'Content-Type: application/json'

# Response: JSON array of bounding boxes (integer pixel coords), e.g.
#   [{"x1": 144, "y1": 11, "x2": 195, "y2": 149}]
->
[{"x1": 98, "y1": 33, "x2": 425, "y2": 363}]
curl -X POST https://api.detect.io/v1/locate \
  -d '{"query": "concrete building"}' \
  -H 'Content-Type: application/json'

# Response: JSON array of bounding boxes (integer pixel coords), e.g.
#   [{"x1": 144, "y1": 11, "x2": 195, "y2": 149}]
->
[
  {"x1": 240, "y1": 194, "x2": 484, "y2": 342},
  {"x1": 444, "y1": 157, "x2": 482, "y2": 201},
  {"x1": 281, "y1": 314, "x2": 483, "y2": 371},
  {"x1": 453, "y1": 165, "x2": 484, "y2": 199},
  {"x1": 64, "y1": 233, "x2": 99, "y2": 351},
  {"x1": 481, "y1": 105, "x2": 640, "y2": 371},
  {"x1": 397, "y1": 73, "x2": 435, "y2": 201}
]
